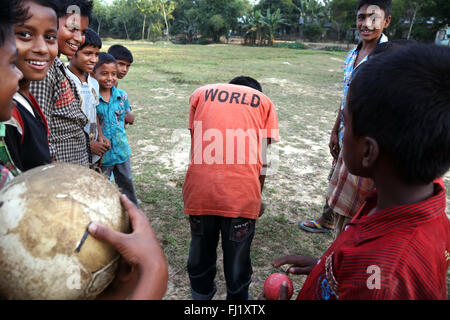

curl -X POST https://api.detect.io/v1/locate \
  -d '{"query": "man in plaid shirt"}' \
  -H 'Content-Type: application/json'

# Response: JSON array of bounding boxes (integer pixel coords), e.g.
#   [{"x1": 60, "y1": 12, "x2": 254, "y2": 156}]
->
[{"x1": 30, "y1": 0, "x2": 93, "y2": 166}]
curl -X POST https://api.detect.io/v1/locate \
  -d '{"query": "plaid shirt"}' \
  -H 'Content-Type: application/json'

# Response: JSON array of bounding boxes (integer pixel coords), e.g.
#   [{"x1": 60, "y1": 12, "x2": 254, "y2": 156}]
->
[{"x1": 29, "y1": 57, "x2": 90, "y2": 166}]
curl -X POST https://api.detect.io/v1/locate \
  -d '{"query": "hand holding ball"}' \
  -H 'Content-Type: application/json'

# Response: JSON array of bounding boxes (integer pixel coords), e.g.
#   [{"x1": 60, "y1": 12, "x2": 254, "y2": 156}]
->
[{"x1": 263, "y1": 273, "x2": 294, "y2": 300}]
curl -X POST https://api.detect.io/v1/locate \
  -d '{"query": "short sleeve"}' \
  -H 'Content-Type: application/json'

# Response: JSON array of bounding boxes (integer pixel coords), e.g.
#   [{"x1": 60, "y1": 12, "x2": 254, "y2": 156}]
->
[
  {"x1": 264, "y1": 99, "x2": 280, "y2": 143},
  {"x1": 188, "y1": 88, "x2": 203, "y2": 131}
]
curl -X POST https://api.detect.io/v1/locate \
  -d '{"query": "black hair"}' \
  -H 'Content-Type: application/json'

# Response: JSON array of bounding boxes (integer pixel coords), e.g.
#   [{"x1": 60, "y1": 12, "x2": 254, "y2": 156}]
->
[
  {"x1": 369, "y1": 39, "x2": 417, "y2": 58},
  {"x1": 94, "y1": 52, "x2": 116, "y2": 72},
  {"x1": 78, "y1": 28, "x2": 102, "y2": 51},
  {"x1": 0, "y1": 0, "x2": 27, "y2": 46},
  {"x1": 107, "y1": 44, "x2": 134, "y2": 63},
  {"x1": 357, "y1": 0, "x2": 392, "y2": 17},
  {"x1": 62, "y1": 0, "x2": 93, "y2": 20},
  {"x1": 348, "y1": 43, "x2": 450, "y2": 185},
  {"x1": 29, "y1": 0, "x2": 64, "y2": 18},
  {"x1": 229, "y1": 76, "x2": 263, "y2": 93}
]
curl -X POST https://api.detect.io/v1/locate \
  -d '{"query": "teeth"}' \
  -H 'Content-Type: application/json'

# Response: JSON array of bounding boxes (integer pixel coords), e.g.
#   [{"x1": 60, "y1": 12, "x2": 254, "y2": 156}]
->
[
  {"x1": 28, "y1": 60, "x2": 47, "y2": 66},
  {"x1": 67, "y1": 42, "x2": 78, "y2": 49}
]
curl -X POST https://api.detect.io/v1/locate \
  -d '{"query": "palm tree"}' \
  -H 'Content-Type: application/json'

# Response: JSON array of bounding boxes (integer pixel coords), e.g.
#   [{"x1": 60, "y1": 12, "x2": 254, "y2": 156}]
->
[{"x1": 258, "y1": 8, "x2": 286, "y2": 46}]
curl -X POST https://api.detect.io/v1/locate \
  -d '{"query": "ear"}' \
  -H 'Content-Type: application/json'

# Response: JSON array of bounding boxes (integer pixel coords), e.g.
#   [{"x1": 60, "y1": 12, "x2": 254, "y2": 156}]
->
[
  {"x1": 383, "y1": 15, "x2": 392, "y2": 29},
  {"x1": 361, "y1": 137, "x2": 379, "y2": 169}
]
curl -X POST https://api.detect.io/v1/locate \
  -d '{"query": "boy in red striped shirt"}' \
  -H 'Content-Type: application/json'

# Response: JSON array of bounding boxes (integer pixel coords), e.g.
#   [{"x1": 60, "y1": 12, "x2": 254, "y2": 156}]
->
[{"x1": 267, "y1": 43, "x2": 450, "y2": 300}]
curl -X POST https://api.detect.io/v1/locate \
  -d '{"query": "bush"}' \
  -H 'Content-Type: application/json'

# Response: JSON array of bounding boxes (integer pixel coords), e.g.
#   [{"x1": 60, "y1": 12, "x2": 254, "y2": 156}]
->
[
  {"x1": 303, "y1": 23, "x2": 324, "y2": 42},
  {"x1": 273, "y1": 42, "x2": 309, "y2": 50}
]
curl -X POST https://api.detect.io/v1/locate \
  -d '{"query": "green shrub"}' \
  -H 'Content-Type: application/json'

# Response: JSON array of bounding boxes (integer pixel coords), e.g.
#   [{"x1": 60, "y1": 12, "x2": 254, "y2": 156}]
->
[{"x1": 273, "y1": 41, "x2": 309, "y2": 50}]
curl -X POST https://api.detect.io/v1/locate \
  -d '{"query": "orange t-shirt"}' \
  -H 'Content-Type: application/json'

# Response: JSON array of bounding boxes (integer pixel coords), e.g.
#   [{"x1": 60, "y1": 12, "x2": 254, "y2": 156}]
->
[{"x1": 182, "y1": 83, "x2": 280, "y2": 220}]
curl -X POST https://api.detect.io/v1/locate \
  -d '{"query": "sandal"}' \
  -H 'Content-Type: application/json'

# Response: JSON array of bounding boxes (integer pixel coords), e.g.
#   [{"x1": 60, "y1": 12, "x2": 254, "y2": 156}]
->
[{"x1": 299, "y1": 220, "x2": 334, "y2": 233}]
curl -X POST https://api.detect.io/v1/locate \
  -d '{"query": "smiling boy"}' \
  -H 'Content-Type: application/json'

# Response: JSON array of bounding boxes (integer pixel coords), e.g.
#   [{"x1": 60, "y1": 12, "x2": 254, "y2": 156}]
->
[
  {"x1": 301, "y1": 0, "x2": 391, "y2": 235},
  {"x1": 94, "y1": 53, "x2": 139, "y2": 206},
  {"x1": 67, "y1": 28, "x2": 110, "y2": 169},
  {"x1": 29, "y1": 0, "x2": 93, "y2": 166},
  {"x1": 3, "y1": 0, "x2": 62, "y2": 172}
]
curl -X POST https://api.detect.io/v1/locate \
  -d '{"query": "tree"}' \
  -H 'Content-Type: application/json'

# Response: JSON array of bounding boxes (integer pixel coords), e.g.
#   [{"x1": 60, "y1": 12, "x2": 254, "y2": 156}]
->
[
  {"x1": 258, "y1": 8, "x2": 287, "y2": 46},
  {"x1": 92, "y1": 0, "x2": 110, "y2": 36},
  {"x1": 136, "y1": 0, "x2": 154, "y2": 40},
  {"x1": 197, "y1": 0, "x2": 249, "y2": 43},
  {"x1": 328, "y1": 0, "x2": 358, "y2": 41},
  {"x1": 158, "y1": 0, "x2": 176, "y2": 39}
]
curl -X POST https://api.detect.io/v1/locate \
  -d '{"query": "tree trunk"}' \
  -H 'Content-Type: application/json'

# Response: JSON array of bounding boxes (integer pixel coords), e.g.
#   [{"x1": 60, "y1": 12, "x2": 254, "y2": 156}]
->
[
  {"x1": 123, "y1": 22, "x2": 129, "y2": 39},
  {"x1": 161, "y1": 2, "x2": 169, "y2": 40},
  {"x1": 407, "y1": 4, "x2": 419, "y2": 40},
  {"x1": 142, "y1": 14, "x2": 146, "y2": 40},
  {"x1": 97, "y1": 18, "x2": 101, "y2": 36}
]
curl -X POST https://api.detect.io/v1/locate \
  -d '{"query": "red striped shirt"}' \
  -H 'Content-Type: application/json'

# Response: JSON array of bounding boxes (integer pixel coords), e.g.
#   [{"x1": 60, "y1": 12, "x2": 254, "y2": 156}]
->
[{"x1": 298, "y1": 180, "x2": 449, "y2": 300}]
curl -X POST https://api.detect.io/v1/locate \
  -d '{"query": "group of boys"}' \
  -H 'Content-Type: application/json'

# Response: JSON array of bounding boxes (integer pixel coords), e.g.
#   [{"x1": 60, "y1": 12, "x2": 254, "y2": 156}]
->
[
  {"x1": 0, "y1": 0, "x2": 449, "y2": 301},
  {"x1": 0, "y1": 0, "x2": 139, "y2": 206}
]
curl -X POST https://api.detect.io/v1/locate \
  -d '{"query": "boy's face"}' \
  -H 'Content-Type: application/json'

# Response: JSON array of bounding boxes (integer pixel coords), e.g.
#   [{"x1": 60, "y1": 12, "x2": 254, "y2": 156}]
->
[
  {"x1": 0, "y1": 36, "x2": 23, "y2": 121},
  {"x1": 116, "y1": 59, "x2": 131, "y2": 79},
  {"x1": 72, "y1": 45, "x2": 100, "y2": 74},
  {"x1": 58, "y1": 14, "x2": 89, "y2": 57},
  {"x1": 14, "y1": 1, "x2": 58, "y2": 82},
  {"x1": 95, "y1": 63, "x2": 117, "y2": 90},
  {"x1": 357, "y1": 4, "x2": 391, "y2": 43}
]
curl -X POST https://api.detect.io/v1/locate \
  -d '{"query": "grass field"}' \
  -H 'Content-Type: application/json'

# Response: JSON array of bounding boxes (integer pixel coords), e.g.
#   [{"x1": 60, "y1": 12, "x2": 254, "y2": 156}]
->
[{"x1": 104, "y1": 40, "x2": 450, "y2": 300}]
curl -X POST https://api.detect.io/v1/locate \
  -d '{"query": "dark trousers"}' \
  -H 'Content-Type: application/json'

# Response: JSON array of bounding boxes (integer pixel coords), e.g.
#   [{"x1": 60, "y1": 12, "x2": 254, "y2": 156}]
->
[
  {"x1": 187, "y1": 215, "x2": 255, "y2": 300},
  {"x1": 102, "y1": 159, "x2": 139, "y2": 207}
]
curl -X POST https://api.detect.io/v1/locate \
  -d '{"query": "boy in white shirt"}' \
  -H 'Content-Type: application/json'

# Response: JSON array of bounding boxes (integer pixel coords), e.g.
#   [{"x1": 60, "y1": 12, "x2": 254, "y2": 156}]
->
[{"x1": 67, "y1": 28, "x2": 110, "y2": 169}]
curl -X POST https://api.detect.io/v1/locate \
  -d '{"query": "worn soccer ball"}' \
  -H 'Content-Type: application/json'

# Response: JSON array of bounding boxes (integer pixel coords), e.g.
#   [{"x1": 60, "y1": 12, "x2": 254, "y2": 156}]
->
[{"x1": 0, "y1": 163, "x2": 130, "y2": 300}]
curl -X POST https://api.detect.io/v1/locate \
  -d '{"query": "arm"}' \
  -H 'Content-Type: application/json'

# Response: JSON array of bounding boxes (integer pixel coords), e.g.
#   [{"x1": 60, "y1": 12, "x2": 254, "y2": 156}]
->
[
  {"x1": 329, "y1": 108, "x2": 342, "y2": 160},
  {"x1": 96, "y1": 115, "x2": 110, "y2": 150},
  {"x1": 89, "y1": 195, "x2": 168, "y2": 300}
]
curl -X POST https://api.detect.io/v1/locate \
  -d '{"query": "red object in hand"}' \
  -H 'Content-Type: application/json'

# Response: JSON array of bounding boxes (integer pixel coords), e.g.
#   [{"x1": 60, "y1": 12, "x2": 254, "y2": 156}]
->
[{"x1": 263, "y1": 273, "x2": 294, "y2": 300}]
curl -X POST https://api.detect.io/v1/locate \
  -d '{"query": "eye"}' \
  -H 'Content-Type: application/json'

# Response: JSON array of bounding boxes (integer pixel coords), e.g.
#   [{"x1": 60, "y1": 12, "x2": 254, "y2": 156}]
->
[
  {"x1": 16, "y1": 31, "x2": 32, "y2": 39},
  {"x1": 46, "y1": 34, "x2": 57, "y2": 41}
]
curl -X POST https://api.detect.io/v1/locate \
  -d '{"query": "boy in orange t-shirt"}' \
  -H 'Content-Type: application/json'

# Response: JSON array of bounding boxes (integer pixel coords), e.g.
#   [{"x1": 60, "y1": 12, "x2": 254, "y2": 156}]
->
[{"x1": 183, "y1": 76, "x2": 279, "y2": 300}]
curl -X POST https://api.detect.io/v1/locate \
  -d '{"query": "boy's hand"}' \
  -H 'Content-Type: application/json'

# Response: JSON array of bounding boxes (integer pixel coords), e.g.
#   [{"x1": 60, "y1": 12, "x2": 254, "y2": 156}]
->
[
  {"x1": 89, "y1": 195, "x2": 168, "y2": 300},
  {"x1": 125, "y1": 113, "x2": 135, "y2": 126},
  {"x1": 90, "y1": 141, "x2": 109, "y2": 156},
  {"x1": 258, "y1": 282, "x2": 290, "y2": 300},
  {"x1": 329, "y1": 131, "x2": 339, "y2": 160},
  {"x1": 98, "y1": 135, "x2": 111, "y2": 150},
  {"x1": 272, "y1": 255, "x2": 319, "y2": 275},
  {"x1": 259, "y1": 202, "x2": 265, "y2": 218}
]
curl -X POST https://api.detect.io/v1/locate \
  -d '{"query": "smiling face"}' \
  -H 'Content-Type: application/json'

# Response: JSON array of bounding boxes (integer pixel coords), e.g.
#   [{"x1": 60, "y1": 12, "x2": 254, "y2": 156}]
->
[
  {"x1": 357, "y1": 4, "x2": 391, "y2": 43},
  {"x1": 72, "y1": 45, "x2": 100, "y2": 74},
  {"x1": 94, "y1": 62, "x2": 117, "y2": 90},
  {"x1": 14, "y1": 1, "x2": 58, "y2": 83},
  {"x1": 57, "y1": 14, "x2": 89, "y2": 57},
  {"x1": 0, "y1": 35, "x2": 23, "y2": 121}
]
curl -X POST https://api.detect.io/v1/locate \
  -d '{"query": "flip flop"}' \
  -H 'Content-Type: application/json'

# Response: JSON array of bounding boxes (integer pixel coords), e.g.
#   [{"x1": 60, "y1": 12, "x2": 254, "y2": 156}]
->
[{"x1": 299, "y1": 220, "x2": 334, "y2": 233}]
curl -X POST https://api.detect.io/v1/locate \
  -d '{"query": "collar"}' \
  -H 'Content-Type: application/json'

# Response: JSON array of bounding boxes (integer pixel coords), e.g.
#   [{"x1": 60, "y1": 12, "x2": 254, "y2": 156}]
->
[
  {"x1": 99, "y1": 86, "x2": 121, "y2": 103},
  {"x1": 349, "y1": 181, "x2": 446, "y2": 246},
  {"x1": 355, "y1": 33, "x2": 388, "y2": 52}
]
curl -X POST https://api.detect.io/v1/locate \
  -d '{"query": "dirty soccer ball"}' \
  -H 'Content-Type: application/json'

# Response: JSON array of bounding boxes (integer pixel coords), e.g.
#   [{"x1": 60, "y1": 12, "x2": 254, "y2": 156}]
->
[{"x1": 0, "y1": 163, "x2": 130, "y2": 299}]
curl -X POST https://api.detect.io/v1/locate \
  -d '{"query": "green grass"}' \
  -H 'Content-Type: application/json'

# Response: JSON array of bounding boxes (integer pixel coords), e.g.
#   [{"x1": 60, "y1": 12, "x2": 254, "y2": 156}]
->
[{"x1": 103, "y1": 40, "x2": 450, "y2": 300}]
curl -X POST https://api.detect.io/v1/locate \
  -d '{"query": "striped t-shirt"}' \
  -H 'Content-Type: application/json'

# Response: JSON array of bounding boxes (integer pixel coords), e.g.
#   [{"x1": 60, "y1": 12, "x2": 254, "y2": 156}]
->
[{"x1": 298, "y1": 180, "x2": 449, "y2": 300}]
